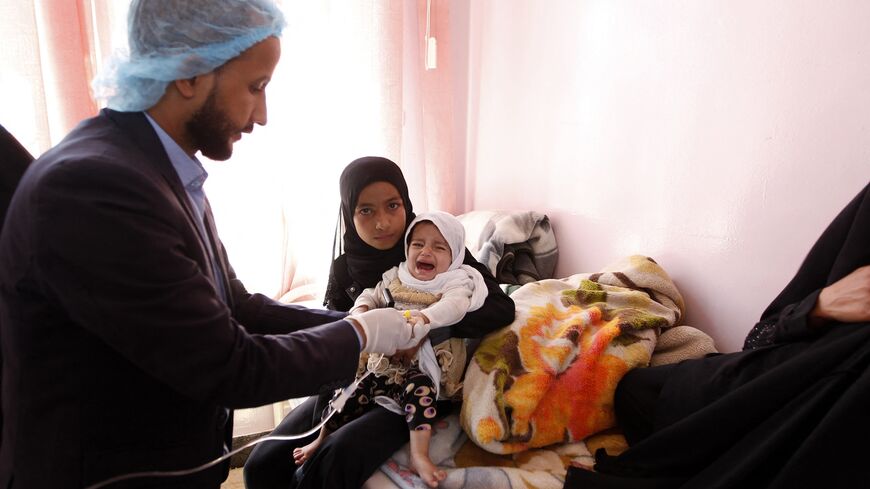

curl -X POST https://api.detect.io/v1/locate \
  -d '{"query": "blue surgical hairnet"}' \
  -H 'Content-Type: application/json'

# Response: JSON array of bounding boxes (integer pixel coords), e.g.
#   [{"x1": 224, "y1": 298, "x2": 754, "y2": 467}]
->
[{"x1": 92, "y1": 0, "x2": 286, "y2": 112}]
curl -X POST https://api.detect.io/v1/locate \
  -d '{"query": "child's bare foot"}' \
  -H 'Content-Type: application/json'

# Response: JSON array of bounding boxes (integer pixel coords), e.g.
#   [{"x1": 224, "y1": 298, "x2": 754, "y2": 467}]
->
[
  {"x1": 409, "y1": 420, "x2": 444, "y2": 486},
  {"x1": 292, "y1": 440, "x2": 319, "y2": 465},
  {"x1": 410, "y1": 452, "x2": 446, "y2": 488},
  {"x1": 293, "y1": 430, "x2": 327, "y2": 465}
]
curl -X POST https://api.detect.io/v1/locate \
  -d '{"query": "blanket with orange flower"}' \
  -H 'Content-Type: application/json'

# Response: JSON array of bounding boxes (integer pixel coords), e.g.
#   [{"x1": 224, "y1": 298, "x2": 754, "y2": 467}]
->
[
  {"x1": 460, "y1": 255, "x2": 685, "y2": 454},
  {"x1": 366, "y1": 323, "x2": 718, "y2": 489}
]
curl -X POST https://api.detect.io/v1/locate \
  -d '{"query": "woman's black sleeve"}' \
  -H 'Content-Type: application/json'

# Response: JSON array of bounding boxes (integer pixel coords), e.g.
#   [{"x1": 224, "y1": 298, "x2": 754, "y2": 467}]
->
[{"x1": 744, "y1": 182, "x2": 870, "y2": 350}]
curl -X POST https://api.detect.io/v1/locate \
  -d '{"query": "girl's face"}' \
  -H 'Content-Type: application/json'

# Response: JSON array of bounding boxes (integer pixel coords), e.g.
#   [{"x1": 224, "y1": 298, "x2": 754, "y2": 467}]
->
[
  {"x1": 353, "y1": 181, "x2": 407, "y2": 250},
  {"x1": 406, "y1": 221, "x2": 452, "y2": 281}
]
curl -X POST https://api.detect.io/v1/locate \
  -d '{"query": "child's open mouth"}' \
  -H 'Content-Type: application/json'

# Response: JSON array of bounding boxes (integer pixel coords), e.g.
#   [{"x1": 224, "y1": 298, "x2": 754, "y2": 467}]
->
[{"x1": 416, "y1": 262, "x2": 435, "y2": 272}]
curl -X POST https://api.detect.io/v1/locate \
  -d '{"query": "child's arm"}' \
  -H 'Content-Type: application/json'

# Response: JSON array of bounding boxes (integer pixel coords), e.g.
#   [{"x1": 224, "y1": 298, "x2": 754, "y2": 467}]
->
[
  {"x1": 349, "y1": 280, "x2": 387, "y2": 315},
  {"x1": 418, "y1": 280, "x2": 474, "y2": 329}
]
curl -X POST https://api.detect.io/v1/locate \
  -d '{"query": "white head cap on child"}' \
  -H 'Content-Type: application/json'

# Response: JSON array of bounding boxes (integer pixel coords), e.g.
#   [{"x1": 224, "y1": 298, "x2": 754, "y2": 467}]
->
[{"x1": 404, "y1": 211, "x2": 466, "y2": 273}]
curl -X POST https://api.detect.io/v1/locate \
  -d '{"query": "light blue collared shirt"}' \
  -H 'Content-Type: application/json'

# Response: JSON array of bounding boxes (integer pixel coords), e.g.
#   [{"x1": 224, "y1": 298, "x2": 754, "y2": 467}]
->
[{"x1": 144, "y1": 113, "x2": 227, "y2": 302}]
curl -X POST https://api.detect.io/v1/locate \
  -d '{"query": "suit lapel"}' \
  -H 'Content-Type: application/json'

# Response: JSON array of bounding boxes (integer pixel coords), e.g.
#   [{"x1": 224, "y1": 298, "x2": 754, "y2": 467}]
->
[
  {"x1": 102, "y1": 109, "x2": 220, "y2": 291},
  {"x1": 203, "y1": 198, "x2": 234, "y2": 309}
]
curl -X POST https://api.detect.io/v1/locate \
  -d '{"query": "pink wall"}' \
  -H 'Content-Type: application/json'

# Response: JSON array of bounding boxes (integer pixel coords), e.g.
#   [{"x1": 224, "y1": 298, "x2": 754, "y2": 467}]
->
[{"x1": 455, "y1": 1, "x2": 870, "y2": 352}]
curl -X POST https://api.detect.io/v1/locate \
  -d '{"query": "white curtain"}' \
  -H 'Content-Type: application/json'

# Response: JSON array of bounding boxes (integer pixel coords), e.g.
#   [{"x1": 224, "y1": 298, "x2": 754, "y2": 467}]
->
[
  {"x1": 204, "y1": 0, "x2": 464, "y2": 303},
  {"x1": 1, "y1": 0, "x2": 461, "y2": 303}
]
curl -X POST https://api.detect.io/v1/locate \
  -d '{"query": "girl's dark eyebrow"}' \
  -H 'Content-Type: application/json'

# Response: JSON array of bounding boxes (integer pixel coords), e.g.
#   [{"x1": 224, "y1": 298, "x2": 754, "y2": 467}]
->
[{"x1": 357, "y1": 196, "x2": 402, "y2": 207}]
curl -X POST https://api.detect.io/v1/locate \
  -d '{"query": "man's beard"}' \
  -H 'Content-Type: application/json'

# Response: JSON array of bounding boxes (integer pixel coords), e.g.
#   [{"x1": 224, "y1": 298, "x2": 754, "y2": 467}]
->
[{"x1": 186, "y1": 90, "x2": 237, "y2": 161}]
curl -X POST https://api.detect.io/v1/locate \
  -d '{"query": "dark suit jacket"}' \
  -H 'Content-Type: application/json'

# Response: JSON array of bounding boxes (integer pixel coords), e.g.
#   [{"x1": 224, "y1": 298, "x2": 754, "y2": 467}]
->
[
  {"x1": 0, "y1": 123, "x2": 33, "y2": 234},
  {"x1": 0, "y1": 109, "x2": 360, "y2": 488},
  {"x1": 0, "y1": 124, "x2": 34, "y2": 461}
]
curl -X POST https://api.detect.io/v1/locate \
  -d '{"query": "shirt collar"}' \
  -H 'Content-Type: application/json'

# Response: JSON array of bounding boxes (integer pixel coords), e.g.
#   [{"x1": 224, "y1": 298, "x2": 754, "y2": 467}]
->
[{"x1": 144, "y1": 112, "x2": 208, "y2": 191}]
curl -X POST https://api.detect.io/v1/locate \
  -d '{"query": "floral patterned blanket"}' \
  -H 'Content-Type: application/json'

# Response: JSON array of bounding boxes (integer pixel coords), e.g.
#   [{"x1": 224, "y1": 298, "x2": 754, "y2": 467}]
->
[
  {"x1": 365, "y1": 318, "x2": 717, "y2": 488},
  {"x1": 461, "y1": 255, "x2": 684, "y2": 454}
]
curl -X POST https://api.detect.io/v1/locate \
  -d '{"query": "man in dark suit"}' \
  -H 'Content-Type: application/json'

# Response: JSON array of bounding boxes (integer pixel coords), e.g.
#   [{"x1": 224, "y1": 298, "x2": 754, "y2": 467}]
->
[{"x1": 0, "y1": 1, "x2": 424, "y2": 488}]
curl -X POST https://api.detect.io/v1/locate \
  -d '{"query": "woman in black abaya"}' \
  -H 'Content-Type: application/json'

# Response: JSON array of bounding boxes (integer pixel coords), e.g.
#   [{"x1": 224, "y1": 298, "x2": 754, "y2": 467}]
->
[{"x1": 566, "y1": 182, "x2": 870, "y2": 489}]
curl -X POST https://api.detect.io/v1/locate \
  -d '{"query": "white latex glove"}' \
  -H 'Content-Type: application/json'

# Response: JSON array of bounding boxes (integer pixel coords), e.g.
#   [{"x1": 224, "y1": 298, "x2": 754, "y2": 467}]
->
[{"x1": 352, "y1": 308, "x2": 430, "y2": 355}]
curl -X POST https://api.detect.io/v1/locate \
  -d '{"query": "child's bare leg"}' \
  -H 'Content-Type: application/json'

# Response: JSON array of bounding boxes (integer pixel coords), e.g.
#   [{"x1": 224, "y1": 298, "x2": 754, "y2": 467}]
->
[
  {"x1": 292, "y1": 426, "x2": 329, "y2": 465},
  {"x1": 409, "y1": 428, "x2": 447, "y2": 487}
]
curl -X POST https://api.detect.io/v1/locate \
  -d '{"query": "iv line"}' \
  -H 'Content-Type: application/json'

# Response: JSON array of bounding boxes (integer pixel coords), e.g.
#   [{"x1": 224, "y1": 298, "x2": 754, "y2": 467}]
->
[{"x1": 84, "y1": 371, "x2": 371, "y2": 489}]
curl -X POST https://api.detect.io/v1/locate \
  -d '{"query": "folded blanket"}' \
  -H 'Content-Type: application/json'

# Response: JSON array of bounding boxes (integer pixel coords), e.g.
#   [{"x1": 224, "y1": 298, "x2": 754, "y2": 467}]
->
[
  {"x1": 649, "y1": 325, "x2": 717, "y2": 367},
  {"x1": 461, "y1": 255, "x2": 684, "y2": 454},
  {"x1": 458, "y1": 211, "x2": 558, "y2": 284}
]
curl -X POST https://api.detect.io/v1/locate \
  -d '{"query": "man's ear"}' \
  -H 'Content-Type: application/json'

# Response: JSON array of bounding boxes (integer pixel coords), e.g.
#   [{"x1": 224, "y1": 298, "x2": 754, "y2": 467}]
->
[
  {"x1": 173, "y1": 77, "x2": 199, "y2": 99},
  {"x1": 173, "y1": 73, "x2": 215, "y2": 99}
]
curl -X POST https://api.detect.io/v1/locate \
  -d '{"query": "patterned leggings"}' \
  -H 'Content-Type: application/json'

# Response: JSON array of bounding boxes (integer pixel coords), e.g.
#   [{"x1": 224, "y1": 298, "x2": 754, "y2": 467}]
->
[{"x1": 325, "y1": 367, "x2": 439, "y2": 432}]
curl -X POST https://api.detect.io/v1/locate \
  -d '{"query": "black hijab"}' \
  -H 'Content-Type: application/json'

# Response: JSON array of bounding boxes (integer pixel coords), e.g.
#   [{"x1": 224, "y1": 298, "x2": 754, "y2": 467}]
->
[{"x1": 324, "y1": 156, "x2": 415, "y2": 310}]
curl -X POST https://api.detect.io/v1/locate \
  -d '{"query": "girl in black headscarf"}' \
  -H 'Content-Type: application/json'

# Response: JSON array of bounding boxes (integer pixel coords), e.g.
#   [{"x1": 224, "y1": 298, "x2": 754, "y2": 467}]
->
[
  {"x1": 245, "y1": 156, "x2": 515, "y2": 489},
  {"x1": 323, "y1": 156, "x2": 416, "y2": 312}
]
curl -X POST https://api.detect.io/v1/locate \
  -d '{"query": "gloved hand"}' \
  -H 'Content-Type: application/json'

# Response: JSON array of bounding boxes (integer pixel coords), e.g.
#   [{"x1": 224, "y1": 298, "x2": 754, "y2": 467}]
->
[{"x1": 352, "y1": 308, "x2": 430, "y2": 355}]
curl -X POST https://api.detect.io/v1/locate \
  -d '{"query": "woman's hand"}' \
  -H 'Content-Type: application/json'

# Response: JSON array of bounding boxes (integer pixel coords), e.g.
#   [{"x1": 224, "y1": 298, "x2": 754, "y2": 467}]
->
[{"x1": 810, "y1": 265, "x2": 870, "y2": 325}]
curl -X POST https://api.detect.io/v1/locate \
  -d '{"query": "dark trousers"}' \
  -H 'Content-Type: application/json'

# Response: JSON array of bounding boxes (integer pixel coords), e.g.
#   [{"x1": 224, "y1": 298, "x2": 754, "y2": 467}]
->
[
  {"x1": 613, "y1": 363, "x2": 677, "y2": 446},
  {"x1": 244, "y1": 394, "x2": 410, "y2": 489}
]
